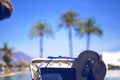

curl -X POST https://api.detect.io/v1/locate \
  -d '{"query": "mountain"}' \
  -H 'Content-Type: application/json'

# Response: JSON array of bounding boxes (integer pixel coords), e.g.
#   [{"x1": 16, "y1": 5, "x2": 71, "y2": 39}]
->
[
  {"x1": 12, "y1": 51, "x2": 33, "y2": 64},
  {"x1": 0, "y1": 51, "x2": 33, "y2": 64}
]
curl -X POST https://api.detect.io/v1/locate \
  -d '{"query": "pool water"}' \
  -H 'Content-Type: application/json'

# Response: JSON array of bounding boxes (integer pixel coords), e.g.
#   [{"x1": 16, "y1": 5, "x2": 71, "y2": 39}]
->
[
  {"x1": 0, "y1": 72, "x2": 31, "y2": 80},
  {"x1": 0, "y1": 71, "x2": 120, "y2": 80}
]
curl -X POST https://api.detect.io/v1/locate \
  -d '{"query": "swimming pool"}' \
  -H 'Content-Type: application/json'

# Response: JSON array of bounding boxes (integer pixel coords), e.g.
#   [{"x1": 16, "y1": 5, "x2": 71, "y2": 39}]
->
[{"x1": 0, "y1": 71, "x2": 120, "y2": 80}]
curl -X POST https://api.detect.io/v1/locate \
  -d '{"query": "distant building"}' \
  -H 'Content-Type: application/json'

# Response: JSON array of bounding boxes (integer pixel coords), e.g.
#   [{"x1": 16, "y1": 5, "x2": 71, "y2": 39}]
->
[{"x1": 101, "y1": 51, "x2": 120, "y2": 70}]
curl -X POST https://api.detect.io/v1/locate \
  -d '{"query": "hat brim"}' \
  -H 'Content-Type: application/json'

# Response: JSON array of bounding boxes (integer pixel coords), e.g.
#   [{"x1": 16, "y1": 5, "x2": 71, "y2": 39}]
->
[{"x1": 0, "y1": 0, "x2": 13, "y2": 20}]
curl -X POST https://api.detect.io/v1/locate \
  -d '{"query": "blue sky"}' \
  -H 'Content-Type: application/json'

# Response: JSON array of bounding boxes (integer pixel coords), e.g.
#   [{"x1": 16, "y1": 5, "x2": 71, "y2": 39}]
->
[{"x1": 0, "y1": 0, "x2": 120, "y2": 58}]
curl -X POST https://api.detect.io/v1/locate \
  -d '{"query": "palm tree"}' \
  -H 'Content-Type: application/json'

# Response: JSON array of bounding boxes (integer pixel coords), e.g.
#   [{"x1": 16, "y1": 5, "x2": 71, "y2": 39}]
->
[
  {"x1": 76, "y1": 19, "x2": 103, "y2": 50},
  {"x1": 0, "y1": 43, "x2": 13, "y2": 67},
  {"x1": 59, "y1": 11, "x2": 78, "y2": 57},
  {"x1": 29, "y1": 21, "x2": 53, "y2": 58},
  {"x1": 0, "y1": 43, "x2": 13, "y2": 56}
]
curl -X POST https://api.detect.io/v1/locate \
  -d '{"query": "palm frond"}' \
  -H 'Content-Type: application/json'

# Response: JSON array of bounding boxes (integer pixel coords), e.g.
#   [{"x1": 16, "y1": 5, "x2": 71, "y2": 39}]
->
[
  {"x1": 29, "y1": 21, "x2": 54, "y2": 39},
  {"x1": 59, "y1": 11, "x2": 78, "y2": 27},
  {"x1": 75, "y1": 20, "x2": 86, "y2": 38},
  {"x1": 93, "y1": 27, "x2": 103, "y2": 36}
]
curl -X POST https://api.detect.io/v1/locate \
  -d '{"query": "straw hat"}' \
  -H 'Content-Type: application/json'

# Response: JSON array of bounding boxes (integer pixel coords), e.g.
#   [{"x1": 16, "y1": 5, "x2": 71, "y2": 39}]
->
[{"x1": 0, "y1": 0, "x2": 13, "y2": 20}]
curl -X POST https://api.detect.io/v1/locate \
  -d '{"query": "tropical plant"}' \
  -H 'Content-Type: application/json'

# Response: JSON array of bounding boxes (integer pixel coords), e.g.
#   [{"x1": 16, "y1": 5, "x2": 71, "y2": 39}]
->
[
  {"x1": 29, "y1": 21, "x2": 53, "y2": 58},
  {"x1": 2, "y1": 53, "x2": 12, "y2": 66},
  {"x1": 59, "y1": 11, "x2": 78, "y2": 57},
  {"x1": 76, "y1": 19, "x2": 103, "y2": 50},
  {"x1": 19, "y1": 60, "x2": 29, "y2": 68},
  {"x1": 0, "y1": 43, "x2": 13, "y2": 67}
]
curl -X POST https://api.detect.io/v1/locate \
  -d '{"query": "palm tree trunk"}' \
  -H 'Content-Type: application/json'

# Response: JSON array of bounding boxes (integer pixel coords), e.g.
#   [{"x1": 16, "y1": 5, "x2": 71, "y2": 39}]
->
[
  {"x1": 40, "y1": 37, "x2": 43, "y2": 58},
  {"x1": 68, "y1": 27, "x2": 73, "y2": 57},
  {"x1": 87, "y1": 34, "x2": 90, "y2": 50}
]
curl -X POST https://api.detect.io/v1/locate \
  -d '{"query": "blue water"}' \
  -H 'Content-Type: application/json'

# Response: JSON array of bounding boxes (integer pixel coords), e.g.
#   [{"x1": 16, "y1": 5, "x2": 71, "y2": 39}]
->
[
  {"x1": 0, "y1": 72, "x2": 31, "y2": 80},
  {"x1": 0, "y1": 71, "x2": 120, "y2": 80}
]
